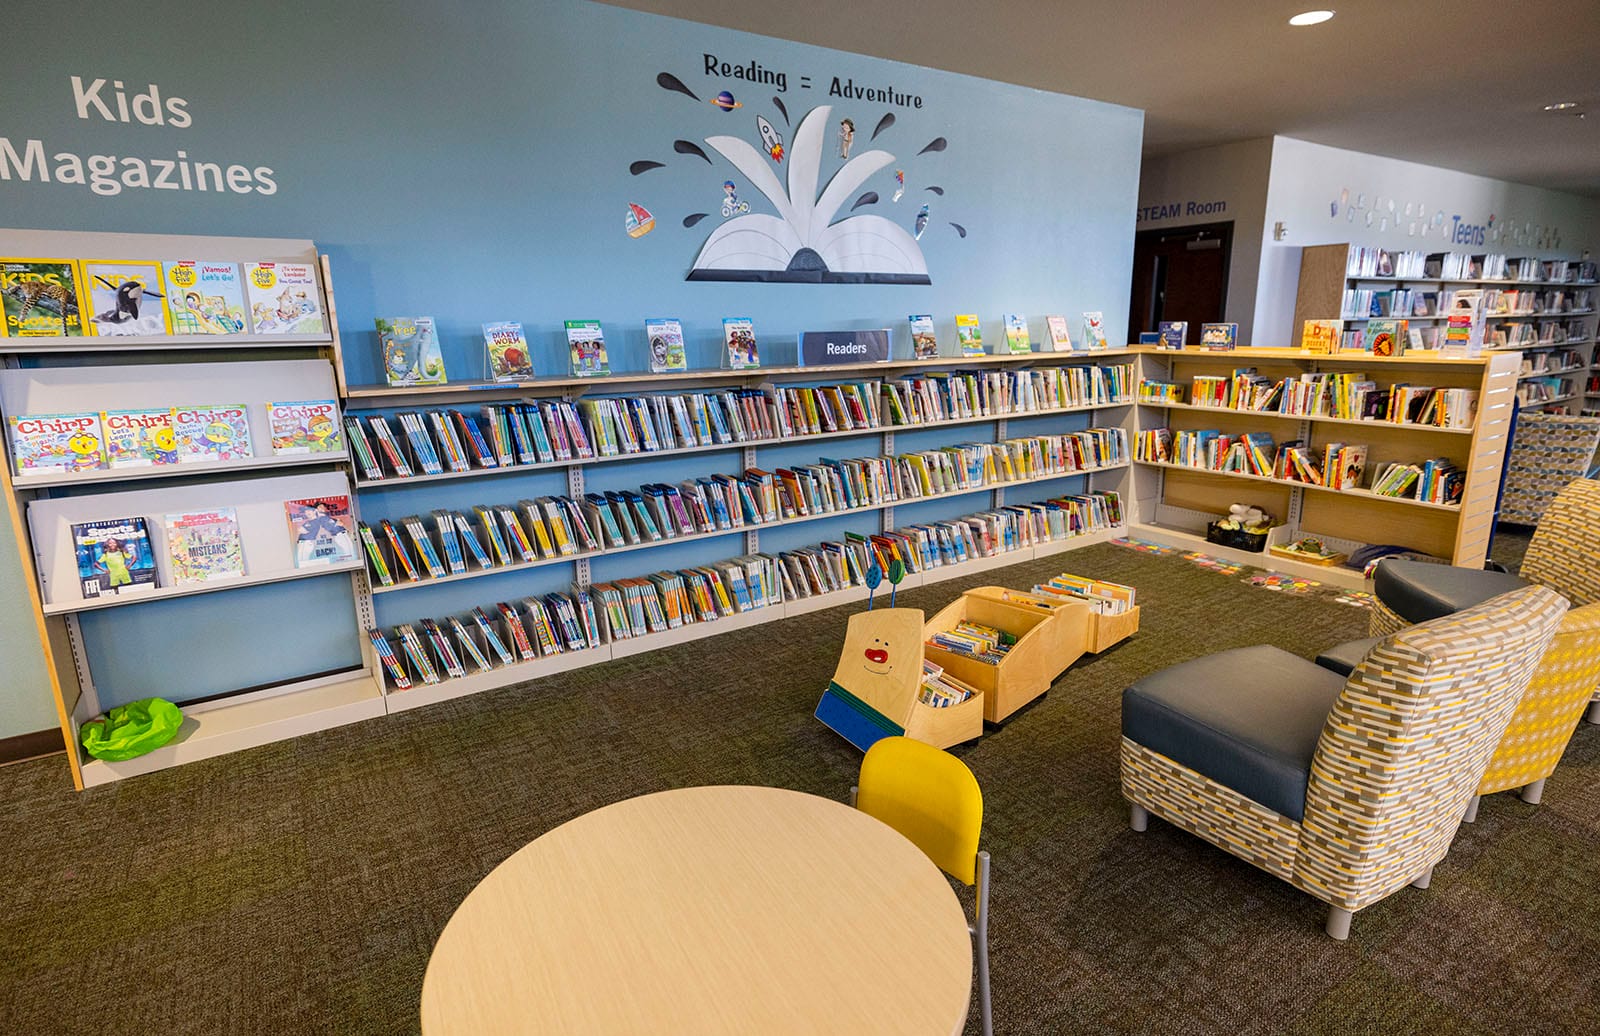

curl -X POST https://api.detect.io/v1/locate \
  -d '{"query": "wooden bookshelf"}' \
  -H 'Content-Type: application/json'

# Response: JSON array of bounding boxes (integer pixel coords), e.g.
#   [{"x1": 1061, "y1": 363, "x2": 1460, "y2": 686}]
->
[
  {"x1": 1294, "y1": 243, "x2": 1598, "y2": 414},
  {"x1": 1126, "y1": 346, "x2": 1519, "y2": 587}
]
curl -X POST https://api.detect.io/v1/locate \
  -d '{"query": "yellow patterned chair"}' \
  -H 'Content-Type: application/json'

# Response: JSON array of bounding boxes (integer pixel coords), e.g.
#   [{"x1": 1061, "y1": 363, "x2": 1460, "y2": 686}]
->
[
  {"x1": 1369, "y1": 477, "x2": 1600, "y2": 727},
  {"x1": 1319, "y1": 601, "x2": 1600, "y2": 815},
  {"x1": 1121, "y1": 585, "x2": 1566, "y2": 940}
]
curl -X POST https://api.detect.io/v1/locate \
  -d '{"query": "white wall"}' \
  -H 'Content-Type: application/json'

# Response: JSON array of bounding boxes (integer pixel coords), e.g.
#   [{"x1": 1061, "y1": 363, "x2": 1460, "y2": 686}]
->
[
  {"x1": 1255, "y1": 136, "x2": 1600, "y2": 345},
  {"x1": 1137, "y1": 138, "x2": 1273, "y2": 343}
]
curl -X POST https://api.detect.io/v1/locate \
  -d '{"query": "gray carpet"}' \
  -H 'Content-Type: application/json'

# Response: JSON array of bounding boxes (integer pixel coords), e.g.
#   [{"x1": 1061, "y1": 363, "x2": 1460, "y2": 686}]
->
[{"x1": 2, "y1": 541, "x2": 1597, "y2": 1035}]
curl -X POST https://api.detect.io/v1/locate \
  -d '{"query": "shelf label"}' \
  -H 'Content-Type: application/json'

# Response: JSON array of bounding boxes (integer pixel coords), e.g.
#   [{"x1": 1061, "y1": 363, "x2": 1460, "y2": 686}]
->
[{"x1": 798, "y1": 329, "x2": 891, "y2": 366}]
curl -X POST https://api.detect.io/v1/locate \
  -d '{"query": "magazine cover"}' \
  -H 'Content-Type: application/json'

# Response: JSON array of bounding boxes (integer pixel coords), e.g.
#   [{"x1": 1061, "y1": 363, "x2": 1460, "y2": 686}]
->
[
  {"x1": 101, "y1": 408, "x2": 179, "y2": 468},
  {"x1": 1044, "y1": 315, "x2": 1072, "y2": 352},
  {"x1": 164, "y1": 261, "x2": 249, "y2": 335},
  {"x1": 267, "y1": 399, "x2": 342, "y2": 455},
  {"x1": 1081, "y1": 312, "x2": 1109, "y2": 350},
  {"x1": 721, "y1": 318, "x2": 759, "y2": 370},
  {"x1": 244, "y1": 262, "x2": 325, "y2": 334},
  {"x1": 165, "y1": 508, "x2": 245, "y2": 584},
  {"x1": 954, "y1": 314, "x2": 983, "y2": 355},
  {"x1": 908, "y1": 315, "x2": 938, "y2": 359},
  {"x1": 377, "y1": 316, "x2": 447, "y2": 386},
  {"x1": 566, "y1": 320, "x2": 612, "y2": 376},
  {"x1": 72, "y1": 517, "x2": 158, "y2": 598},
  {"x1": 1003, "y1": 314, "x2": 1032, "y2": 354},
  {"x1": 645, "y1": 317, "x2": 688, "y2": 373},
  {"x1": 285, "y1": 496, "x2": 356, "y2": 567},
  {"x1": 483, "y1": 321, "x2": 535, "y2": 381},
  {"x1": 0, "y1": 258, "x2": 86, "y2": 337},
  {"x1": 8, "y1": 412, "x2": 105, "y2": 475},
  {"x1": 81, "y1": 260, "x2": 171, "y2": 337},
  {"x1": 174, "y1": 403, "x2": 253, "y2": 462}
]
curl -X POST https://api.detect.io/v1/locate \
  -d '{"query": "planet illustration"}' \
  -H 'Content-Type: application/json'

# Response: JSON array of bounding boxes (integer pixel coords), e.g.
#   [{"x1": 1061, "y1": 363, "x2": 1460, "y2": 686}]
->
[{"x1": 710, "y1": 91, "x2": 743, "y2": 111}]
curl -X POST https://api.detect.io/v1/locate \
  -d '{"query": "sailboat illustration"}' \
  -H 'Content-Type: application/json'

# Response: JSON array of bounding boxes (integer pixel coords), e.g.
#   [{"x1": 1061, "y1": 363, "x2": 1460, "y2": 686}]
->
[
  {"x1": 625, "y1": 202, "x2": 655, "y2": 238},
  {"x1": 687, "y1": 105, "x2": 932, "y2": 284}
]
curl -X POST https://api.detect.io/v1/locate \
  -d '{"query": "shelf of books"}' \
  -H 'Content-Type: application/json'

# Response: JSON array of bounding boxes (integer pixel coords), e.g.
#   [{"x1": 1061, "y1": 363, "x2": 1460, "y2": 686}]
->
[
  {"x1": 1126, "y1": 346, "x2": 1519, "y2": 589},
  {"x1": 1, "y1": 228, "x2": 381, "y2": 789},
  {"x1": 1293, "y1": 243, "x2": 1598, "y2": 414},
  {"x1": 353, "y1": 352, "x2": 1141, "y2": 708}
]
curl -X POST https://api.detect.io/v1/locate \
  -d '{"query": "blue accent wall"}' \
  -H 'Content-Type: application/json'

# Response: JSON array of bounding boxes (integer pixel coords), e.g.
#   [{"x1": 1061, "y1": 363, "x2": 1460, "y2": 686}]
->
[{"x1": 0, "y1": 0, "x2": 1142, "y2": 728}]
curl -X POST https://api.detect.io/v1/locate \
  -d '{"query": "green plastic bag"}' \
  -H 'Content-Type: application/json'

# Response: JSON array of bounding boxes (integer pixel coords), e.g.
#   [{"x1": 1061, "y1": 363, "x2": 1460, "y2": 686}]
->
[{"x1": 80, "y1": 698, "x2": 184, "y2": 761}]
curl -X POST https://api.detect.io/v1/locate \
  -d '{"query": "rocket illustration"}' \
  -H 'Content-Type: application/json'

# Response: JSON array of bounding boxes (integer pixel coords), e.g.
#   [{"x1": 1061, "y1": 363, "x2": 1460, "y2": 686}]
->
[
  {"x1": 914, "y1": 204, "x2": 929, "y2": 240},
  {"x1": 757, "y1": 116, "x2": 785, "y2": 163}
]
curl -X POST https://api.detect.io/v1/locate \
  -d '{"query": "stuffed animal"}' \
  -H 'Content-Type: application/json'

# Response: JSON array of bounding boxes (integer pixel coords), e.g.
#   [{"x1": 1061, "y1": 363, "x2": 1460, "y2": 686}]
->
[{"x1": 1214, "y1": 503, "x2": 1273, "y2": 533}]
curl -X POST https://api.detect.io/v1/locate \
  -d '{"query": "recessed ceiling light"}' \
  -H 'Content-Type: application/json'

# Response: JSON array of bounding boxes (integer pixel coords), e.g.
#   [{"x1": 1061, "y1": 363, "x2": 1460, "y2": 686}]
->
[
  {"x1": 1289, "y1": 10, "x2": 1336, "y2": 26},
  {"x1": 1543, "y1": 102, "x2": 1579, "y2": 111}
]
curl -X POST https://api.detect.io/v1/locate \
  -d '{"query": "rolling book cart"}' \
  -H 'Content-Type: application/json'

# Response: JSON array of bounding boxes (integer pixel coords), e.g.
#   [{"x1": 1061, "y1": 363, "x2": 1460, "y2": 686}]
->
[{"x1": 0, "y1": 229, "x2": 382, "y2": 789}]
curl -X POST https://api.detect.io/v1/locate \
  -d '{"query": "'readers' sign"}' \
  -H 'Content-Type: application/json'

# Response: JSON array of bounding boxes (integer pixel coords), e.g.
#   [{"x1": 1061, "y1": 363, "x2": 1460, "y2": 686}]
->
[{"x1": 799, "y1": 329, "x2": 892, "y2": 366}]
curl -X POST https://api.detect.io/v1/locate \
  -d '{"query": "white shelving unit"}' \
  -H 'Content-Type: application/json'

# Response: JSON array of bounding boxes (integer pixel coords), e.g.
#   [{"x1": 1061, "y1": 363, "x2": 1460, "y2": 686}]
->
[{"x1": 0, "y1": 228, "x2": 383, "y2": 790}]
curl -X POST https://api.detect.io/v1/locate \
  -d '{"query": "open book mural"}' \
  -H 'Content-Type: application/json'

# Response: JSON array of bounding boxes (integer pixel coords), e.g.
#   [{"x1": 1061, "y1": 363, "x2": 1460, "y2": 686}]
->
[{"x1": 686, "y1": 105, "x2": 933, "y2": 285}]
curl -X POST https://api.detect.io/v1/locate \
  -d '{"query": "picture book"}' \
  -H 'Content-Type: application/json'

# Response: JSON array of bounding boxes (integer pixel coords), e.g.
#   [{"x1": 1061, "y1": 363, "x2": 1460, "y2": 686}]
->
[
  {"x1": 645, "y1": 317, "x2": 688, "y2": 373},
  {"x1": 1081, "y1": 312, "x2": 1108, "y2": 350},
  {"x1": 1200, "y1": 322, "x2": 1238, "y2": 351},
  {"x1": 1156, "y1": 321, "x2": 1187, "y2": 350},
  {"x1": 79, "y1": 260, "x2": 169, "y2": 338},
  {"x1": 566, "y1": 319, "x2": 612, "y2": 377},
  {"x1": 721, "y1": 317, "x2": 759, "y2": 370},
  {"x1": 165, "y1": 508, "x2": 245, "y2": 584},
  {"x1": 164, "y1": 261, "x2": 249, "y2": 335},
  {"x1": 8, "y1": 412, "x2": 105, "y2": 475},
  {"x1": 1003, "y1": 314, "x2": 1032, "y2": 354},
  {"x1": 483, "y1": 321, "x2": 534, "y2": 381},
  {"x1": 72, "y1": 517, "x2": 157, "y2": 599},
  {"x1": 1300, "y1": 319, "x2": 1340, "y2": 354},
  {"x1": 908, "y1": 314, "x2": 939, "y2": 359},
  {"x1": 267, "y1": 399, "x2": 342, "y2": 455},
  {"x1": 173, "y1": 403, "x2": 253, "y2": 463},
  {"x1": 285, "y1": 496, "x2": 356, "y2": 567},
  {"x1": 378, "y1": 316, "x2": 447, "y2": 386},
  {"x1": 1044, "y1": 315, "x2": 1072, "y2": 352},
  {"x1": 244, "y1": 262, "x2": 324, "y2": 334},
  {"x1": 1366, "y1": 319, "x2": 1403, "y2": 356},
  {"x1": 0, "y1": 258, "x2": 86, "y2": 337},
  {"x1": 101, "y1": 408, "x2": 178, "y2": 468},
  {"x1": 954, "y1": 314, "x2": 983, "y2": 356}
]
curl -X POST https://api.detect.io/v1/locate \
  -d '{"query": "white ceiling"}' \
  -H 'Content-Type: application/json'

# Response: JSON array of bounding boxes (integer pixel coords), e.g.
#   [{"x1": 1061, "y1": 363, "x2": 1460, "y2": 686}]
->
[{"x1": 602, "y1": 0, "x2": 1600, "y2": 197}]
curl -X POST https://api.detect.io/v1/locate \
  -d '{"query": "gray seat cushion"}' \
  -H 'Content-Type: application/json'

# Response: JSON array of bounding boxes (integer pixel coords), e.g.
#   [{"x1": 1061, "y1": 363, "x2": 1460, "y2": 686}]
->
[
  {"x1": 1122, "y1": 645, "x2": 1346, "y2": 822},
  {"x1": 1374, "y1": 559, "x2": 1529, "y2": 624},
  {"x1": 1315, "y1": 637, "x2": 1381, "y2": 677}
]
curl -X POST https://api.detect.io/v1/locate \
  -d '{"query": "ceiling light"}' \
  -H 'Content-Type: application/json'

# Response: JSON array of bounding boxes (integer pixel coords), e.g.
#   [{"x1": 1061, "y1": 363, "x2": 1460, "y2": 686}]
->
[
  {"x1": 1289, "y1": 10, "x2": 1336, "y2": 26},
  {"x1": 1543, "y1": 102, "x2": 1578, "y2": 111}
]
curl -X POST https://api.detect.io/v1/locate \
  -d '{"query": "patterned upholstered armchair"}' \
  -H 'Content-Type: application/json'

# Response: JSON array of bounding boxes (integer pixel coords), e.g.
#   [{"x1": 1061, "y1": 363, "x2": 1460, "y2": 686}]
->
[
  {"x1": 1370, "y1": 478, "x2": 1600, "y2": 727},
  {"x1": 1320, "y1": 601, "x2": 1600, "y2": 815},
  {"x1": 1122, "y1": 586, "x2": 1566, "y2": 939}
]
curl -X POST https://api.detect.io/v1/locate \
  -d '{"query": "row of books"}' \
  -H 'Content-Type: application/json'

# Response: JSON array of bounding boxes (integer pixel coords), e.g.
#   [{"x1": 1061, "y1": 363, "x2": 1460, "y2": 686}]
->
[
  {"x1": 356, "y1": 433, "x2": 1129, "y2": 586},
  {"x1": 1135, "y1": 427, "x2": 1463, "y2": 505},
  {"x1": 1341, "y1": 287, "x2": 1594, "y2": 321},
  {"x1": 1159, "y1": 368, "x2": 1478, "y2": 428},
  {"x1": 1518, "y1": 379, "x2": 1576, "y2": 406},
  {"x1": 1520, "y1": 350, "x2": 1585, "y2": 377},
  {"x1": 344, "y1": 366, "x2": 1134, "y2": 482},
  {"x1": 8, "y1": 400, "x2": 340, "y2": 477},
  {"x1": 919, "y1": 661, "x2": 977, "y2": 708},
  {"x1": 0, "y1": 257, "x2": 323, "y2": 338},
  {"x1": 368, "y1": 489, "x2": 1127, "y2": 688},
  {"x1": 67, "y1": 495, "x2": 354, "y2": 601},
  {"x1": 928, "y1": 620, "x2": 1014, "y2": 665},
  {"x1": 1346, "y1": 248, "x2": 1429, "y2": 279},
  {"x1": 1420, "y1": 253, "x2": 1596, "y2": 283}
]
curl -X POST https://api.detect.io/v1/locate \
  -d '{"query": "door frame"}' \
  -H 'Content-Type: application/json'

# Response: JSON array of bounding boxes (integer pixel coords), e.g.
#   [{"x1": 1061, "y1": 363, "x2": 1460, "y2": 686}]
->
[{"x1": 1130, "y1": 220, "x2": 1235, "y2": 337}]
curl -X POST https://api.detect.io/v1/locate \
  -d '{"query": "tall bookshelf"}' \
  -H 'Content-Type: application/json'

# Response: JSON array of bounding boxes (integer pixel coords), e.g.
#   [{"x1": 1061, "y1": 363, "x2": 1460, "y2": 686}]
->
[
  {"x1": 1126, "y1": 346, "x2": 1519, "y2": 590},
  {"x1": 0, "y1": 229, "x2": 384, "y2": 789},
  {"x1": 1292, "y1": 243, "x2": 1598, "y2": 415},
  {"x1": 344, "y1": 352, "x2": 1140, "y2": 710}
]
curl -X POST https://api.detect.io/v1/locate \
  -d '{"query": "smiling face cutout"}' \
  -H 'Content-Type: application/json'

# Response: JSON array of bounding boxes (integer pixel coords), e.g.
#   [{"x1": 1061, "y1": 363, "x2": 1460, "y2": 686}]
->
[
  {"x1": 832, "y1": 608, "x2": 924, "y2": 722},
  {"x1": 863, "y1": 636, "x2": 892, "y2": 676}
]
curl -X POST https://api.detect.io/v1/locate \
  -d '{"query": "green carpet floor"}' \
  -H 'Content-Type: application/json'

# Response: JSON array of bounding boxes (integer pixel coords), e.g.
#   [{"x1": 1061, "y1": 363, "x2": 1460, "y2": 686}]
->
[{"x1": 3, "y1": 541, "x2": 1597, "y2": 1035}]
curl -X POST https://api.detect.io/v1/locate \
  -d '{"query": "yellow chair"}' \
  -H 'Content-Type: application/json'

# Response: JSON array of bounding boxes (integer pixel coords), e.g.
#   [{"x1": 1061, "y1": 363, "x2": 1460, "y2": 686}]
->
[{"x1": 853, "y1": 736, "x2": 991, "y2": 1036}]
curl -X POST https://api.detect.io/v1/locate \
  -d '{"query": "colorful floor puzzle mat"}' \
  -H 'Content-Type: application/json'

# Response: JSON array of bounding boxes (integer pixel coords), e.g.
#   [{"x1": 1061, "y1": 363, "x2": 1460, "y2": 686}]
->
[{"x1": 1112, "y1": 537, "x2": 1372, "y2": 608}]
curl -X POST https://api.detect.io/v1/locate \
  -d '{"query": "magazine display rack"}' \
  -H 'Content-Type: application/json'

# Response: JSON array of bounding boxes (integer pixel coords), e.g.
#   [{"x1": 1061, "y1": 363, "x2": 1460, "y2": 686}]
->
[
  {"x1": 0, "y1": 229, "x2": 381, "y2": 789},
  {"x1": 1127, "y1": 346, "x2": 1519, "y2": 589}
]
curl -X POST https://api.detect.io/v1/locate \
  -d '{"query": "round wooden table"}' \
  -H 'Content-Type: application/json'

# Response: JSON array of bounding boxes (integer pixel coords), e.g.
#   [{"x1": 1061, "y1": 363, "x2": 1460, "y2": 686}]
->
[{"x1": 421, "y1": 785, "x2": 972, "y2": 1035}]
